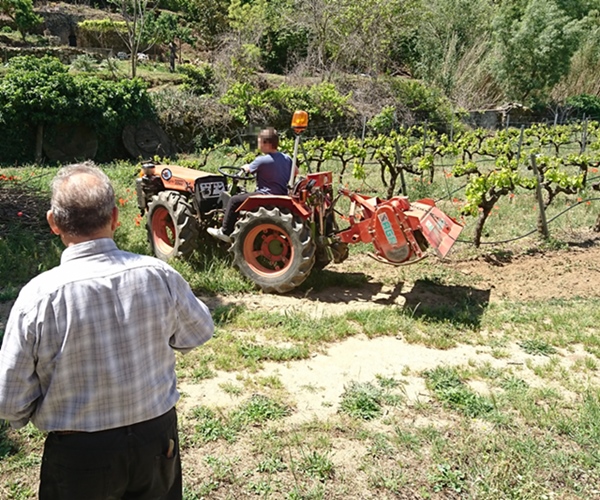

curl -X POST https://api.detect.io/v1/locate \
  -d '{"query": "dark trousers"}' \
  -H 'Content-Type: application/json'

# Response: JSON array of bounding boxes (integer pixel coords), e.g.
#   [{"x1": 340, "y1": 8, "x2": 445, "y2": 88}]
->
[
  {"x1": 222, "y1": 192, "x2": 254, "y2": 235},
  {"x1": 39, "y1": 407, "x2": 181, "y2": 500}
]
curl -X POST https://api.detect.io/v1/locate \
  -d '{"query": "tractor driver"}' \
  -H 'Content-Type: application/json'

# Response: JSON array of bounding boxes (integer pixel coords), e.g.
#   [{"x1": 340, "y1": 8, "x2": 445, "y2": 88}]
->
[{"x1": 208, "y1": 127, "x2": 297, "y2": 243}]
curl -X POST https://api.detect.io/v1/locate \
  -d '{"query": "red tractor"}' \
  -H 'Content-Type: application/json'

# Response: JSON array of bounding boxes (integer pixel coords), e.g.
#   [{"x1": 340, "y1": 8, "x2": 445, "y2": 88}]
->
[{"x1": 135, "y1": 114, "x2": 463, "y2": 293}]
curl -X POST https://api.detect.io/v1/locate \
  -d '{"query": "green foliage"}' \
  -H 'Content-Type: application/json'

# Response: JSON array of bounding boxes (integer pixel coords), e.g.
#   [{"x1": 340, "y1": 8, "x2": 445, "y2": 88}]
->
[
  {"x1": 388, "y1": 78, "x2": 456, "y2": 130},
  {"x1": 260, "y1": 26, "x2": 309, "y2": 74},
  {"x1": 339, "y1": 381, "x2": 383, "y2": 420},
  {"x1": 0, "y1": 0, "x2": 42, "y2": 41},
  {"x1": 175, "y1": 0, "x2": 229, "y2": 49},
  {"x1": 492, "y1": 0, "x2": 583, "y2": 103},
  {"x1": 219, "y1": 81, "x2": 354, "y2": 130},
  {"x1": 151, "y1": 87, "x2": 236, "y2": 150},
  {"x1": 0, "y1": 56, "x2": 154, "y2": 162},
  {"x1": 424, "y1": 366, "x2": 495, "y2": 418},
  {"x1": 178, "y1": 63, "x2": 215, "y2": 95},
  {"x1": 368, "y1": 105, "x2": 397, "y2": 135},
  {"x1": 410, "y1": 0, "x2": 493, "y2": 94},
  {"x1": 566, "y1": 94, "x2": 600, "y2": 118}
]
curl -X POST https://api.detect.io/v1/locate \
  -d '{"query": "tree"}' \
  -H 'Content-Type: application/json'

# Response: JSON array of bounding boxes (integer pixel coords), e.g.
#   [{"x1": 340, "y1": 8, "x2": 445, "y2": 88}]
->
[
  {"x1": 0, "y1": 0, "x2": 42, "y2": 42},
  {"x1": 108, "y1": 0, "x2": 157, "y2": 77},
  {"x1": 492, "y1": 0, "x2": 583, "y2": 103},
  {"x1": 291, "y1": 0, "x2": 419, "y2": 75},
  {"x1": 409, "y1": 0, "x2": 494, "y2": 95},
  {"x1": 176, "y1": 0, "x2": 230, "y2": 50},
  {"x1": 154, "y1": 11, "x2": 193, "y2": 72}
]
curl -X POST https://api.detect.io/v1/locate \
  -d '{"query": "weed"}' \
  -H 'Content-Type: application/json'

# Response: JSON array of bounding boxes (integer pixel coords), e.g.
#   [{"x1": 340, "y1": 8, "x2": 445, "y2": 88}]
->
[
  {"x1": 219, "y1": 382, "x2": 244, "y2": 396},
  {"x1": 339, "y1": 381, "x2": 383, "y2": 420},
  {"x1": 246, "y1": 479, "x2": 273, "y2": 494},
  {"x1": 367, "y1": 468, "x2": 405, "y2": 494},
  {"x1": 0, "y1": 421, "x2": 17, "y2": 459},
  {"x1": 238, "y1": 342, "x2": 310, "y2": 363},
  {"x1": 300, "y1": 383, "x2": 322, "y2": 393},
  {"x1": 255, "y1": 375, "x2": 284, "y2": 389},
  {"x1": 424, "y1": 366, "x2": 495, "y2": 418},
  {"x1": 367, "y1": 433, "x2": 394, "y2": 458},
  {"x1": 5, "y1": 480, "x2": 35, "y2": 500},
  {"x1": 230, "y1": 394, "x2": 289, "y2": 428},
  {"x1": 191, "y1": 364, "x2": 215, "y2": 381},
  {"x1": 204, "y1": 455, "x2": 239, "y2": 483},
  {"x1": 393, "y1": 427, "x2": 422, "y2": 452},
  {"x1": 256, "y1": 455, "x2": 287, "y2": 473},
  {"x1": 298, "y1": 450, "x2": 335, "y2": 481},
  {"x1": 429, "y1": 463, "x2": 466, "y2": 493},
  {"x1": 519, "y1": 339, "x2": 557, "y2": 356},
  {"x1": 190, "y1": 406, "x2": 236, "y2": 443},
  {"x1": 500, "y1": 376, "x2": 529, "y2": 392},
  {"x1": 375, "y1": 374, "x2": 401, "y2": 389}
]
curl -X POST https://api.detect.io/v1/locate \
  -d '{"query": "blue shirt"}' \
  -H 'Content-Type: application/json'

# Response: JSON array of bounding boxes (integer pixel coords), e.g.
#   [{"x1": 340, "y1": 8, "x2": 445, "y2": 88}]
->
[
  {"x1": 0, "y1": 238, "x2": 214, "y2": 432},
  {"x1": 247, "y1": 152, "x2": 293, "y2": 195}
]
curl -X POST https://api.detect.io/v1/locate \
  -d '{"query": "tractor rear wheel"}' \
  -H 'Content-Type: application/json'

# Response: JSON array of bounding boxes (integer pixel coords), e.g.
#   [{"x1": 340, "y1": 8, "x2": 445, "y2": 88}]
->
[
  {"x1": 230, "y1": 206, "x2": 315, "y2": 293},
  {"x1": 147, "y1": 191, "x2": 199, "y2": 261}
]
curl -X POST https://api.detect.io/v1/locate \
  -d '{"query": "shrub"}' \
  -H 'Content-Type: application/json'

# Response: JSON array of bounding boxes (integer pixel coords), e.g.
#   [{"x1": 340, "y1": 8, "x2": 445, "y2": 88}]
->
[
  {"x1": 388, "y1": 78, "x2": 456, "y2": 131},
  {"x1": 566, "y1": 94, "x2": 600, "y2": 120},
  {"x1": 179, "y1": 63, "x2": 216, "y2": 95},
  {"x1": 151, "y1": 87, "x2": 236, "y2": 150},
  {"x1": 219, "y1": 81, "x2": 355, "y2": 133},
  {"x1": 0, "y1": 56, "x2": 154, "y2": 163}
]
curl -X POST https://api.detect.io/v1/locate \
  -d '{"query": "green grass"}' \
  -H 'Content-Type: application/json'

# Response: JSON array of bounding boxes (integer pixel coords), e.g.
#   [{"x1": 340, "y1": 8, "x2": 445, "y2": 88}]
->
[
  {"x1": 339, "y1": 382, "x2": 384, "y2": 420},
  {"x1": 3, "y1": 158, "x2": 600, "y2": 498},
  {"x1": 424, "y1": 366, "x2": 496, "y2": 418}
]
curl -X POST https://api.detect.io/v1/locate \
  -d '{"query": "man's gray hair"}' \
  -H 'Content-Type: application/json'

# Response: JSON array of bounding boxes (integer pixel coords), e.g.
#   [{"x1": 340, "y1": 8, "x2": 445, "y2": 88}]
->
[{"x1": 51, "y1": 162, "x2": 116, "y2": 236}]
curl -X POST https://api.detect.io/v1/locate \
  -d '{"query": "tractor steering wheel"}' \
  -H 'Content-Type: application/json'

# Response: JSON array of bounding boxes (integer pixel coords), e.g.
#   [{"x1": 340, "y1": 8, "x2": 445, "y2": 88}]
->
[{"x1": 218, "y1": 166, "x2": 255, "y2": 182}]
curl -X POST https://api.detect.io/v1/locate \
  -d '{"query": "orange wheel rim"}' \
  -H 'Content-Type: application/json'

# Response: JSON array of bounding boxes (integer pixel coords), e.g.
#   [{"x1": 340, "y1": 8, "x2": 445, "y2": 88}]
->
[
  {"x1": 151, "y1": 207, "x2": 176, "y2": 254},
  {"x1": 242, "y1": 223, "x2": 294, "y2": 277}
]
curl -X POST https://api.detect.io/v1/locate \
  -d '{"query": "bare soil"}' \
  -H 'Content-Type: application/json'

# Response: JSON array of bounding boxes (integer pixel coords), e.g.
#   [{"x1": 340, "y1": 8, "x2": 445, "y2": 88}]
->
[{"x1": 184, "y1": 233, "x2": 600, "y2": 418}]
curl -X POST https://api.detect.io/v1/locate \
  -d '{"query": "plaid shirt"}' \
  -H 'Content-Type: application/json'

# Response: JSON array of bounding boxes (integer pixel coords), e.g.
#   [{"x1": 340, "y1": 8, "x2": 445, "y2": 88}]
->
[{"x1": 0, "y1": 238, "x2": 213, "y2": 432}]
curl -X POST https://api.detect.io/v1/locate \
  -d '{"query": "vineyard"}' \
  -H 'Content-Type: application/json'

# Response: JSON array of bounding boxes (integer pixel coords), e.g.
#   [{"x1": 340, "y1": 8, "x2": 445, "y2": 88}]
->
[{"x1": 168, "y1": 120, "x2": 600, "y2": 250}]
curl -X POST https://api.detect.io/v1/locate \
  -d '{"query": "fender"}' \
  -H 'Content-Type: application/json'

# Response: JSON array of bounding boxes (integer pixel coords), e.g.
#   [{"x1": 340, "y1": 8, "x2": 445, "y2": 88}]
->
[{"x1": 237, "y1": 195, "x2": 311, "y2": 219}]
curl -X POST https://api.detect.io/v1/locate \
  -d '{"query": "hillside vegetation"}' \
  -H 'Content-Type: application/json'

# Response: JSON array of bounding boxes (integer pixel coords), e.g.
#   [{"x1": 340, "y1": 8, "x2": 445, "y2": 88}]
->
[{"x1": 1, "y1": 0, "x2": 600, "y2": 163}]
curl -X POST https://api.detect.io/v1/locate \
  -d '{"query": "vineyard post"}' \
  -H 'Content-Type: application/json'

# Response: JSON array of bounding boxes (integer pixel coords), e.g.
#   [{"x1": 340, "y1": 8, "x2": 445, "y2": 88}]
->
[
  {"x1": 361, "y1": 115, "x2": 366, "y2": 143},
  {"x1": 530, "y1": 154, "x2": 549, "y2": 239},
  {"x1": 394, "y1": 138, "x2": 407, "y2": 195},
  {"x1": 359, "y1": 115, "x2": 367, "y2": 172},
  {"x1": 548, "y1": 113, "x2": 558, "y2": 155},
  {"x1": 516, "y1": 125, "x2": 525, "y2": 163},
  {"x1": 581, "y1": 116, "x2": 588, "y2": 154}
]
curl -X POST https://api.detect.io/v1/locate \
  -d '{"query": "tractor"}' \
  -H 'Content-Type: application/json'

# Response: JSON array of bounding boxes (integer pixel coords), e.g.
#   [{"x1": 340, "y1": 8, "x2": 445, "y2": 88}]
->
[{"x1": 135, "y1": 112, "x2": 463, "y2": 293}]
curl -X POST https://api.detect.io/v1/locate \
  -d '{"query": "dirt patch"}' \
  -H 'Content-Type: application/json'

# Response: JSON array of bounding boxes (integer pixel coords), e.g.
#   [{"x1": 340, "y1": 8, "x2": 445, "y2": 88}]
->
[{"x1": 201, "y1": 237, "x2": 600, "y2": 319}]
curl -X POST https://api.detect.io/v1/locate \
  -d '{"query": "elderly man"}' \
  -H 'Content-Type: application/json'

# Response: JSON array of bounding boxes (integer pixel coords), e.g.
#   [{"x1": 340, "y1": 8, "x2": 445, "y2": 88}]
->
[{"x1": 0, "y1": 162, "x2": 214, "y2": 500}]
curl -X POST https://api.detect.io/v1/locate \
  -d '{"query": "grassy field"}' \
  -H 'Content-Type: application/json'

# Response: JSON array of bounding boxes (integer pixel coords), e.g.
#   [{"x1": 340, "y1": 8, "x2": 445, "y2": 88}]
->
[{"x1": 1, "y1": 157, "x2": 600, "y2": 499}]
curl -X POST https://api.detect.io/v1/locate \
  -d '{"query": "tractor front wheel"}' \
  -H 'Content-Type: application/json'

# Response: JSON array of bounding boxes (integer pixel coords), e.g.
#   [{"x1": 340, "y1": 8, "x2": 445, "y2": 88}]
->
[
  {"x1": 147, "y1": 191, "x2": 199, "y2": 261},
  {"x1": 230, "y1": 207, "x2": 315, "y2": 293}
]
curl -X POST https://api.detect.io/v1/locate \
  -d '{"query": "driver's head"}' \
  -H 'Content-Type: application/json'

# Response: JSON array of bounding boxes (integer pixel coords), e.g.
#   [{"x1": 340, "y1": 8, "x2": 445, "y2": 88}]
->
[{"x1": 258, "y1": 127, "x2": 279, "y2": 152}]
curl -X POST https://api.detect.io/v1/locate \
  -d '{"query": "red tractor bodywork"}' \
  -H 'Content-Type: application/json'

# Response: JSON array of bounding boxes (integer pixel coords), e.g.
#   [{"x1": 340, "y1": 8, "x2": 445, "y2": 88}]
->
[{"x1": 236, "y1": 172, "x2": 463, "y2": 268}]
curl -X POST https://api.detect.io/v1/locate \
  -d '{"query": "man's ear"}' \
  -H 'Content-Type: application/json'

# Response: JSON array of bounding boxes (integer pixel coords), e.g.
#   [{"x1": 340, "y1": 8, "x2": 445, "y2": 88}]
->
[
  {"x1": 47, "y1": 210, "x2": 61, "y2": 235},
  {"x1": 110, "y1": 206, "x2": 119, "y2": 231}
]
